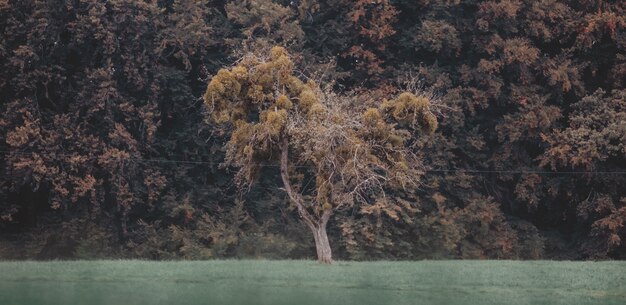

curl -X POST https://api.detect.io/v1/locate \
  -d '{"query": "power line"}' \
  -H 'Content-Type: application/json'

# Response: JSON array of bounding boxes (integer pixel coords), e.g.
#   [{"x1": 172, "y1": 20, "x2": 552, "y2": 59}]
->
[
  {"x1": 425, "y1": 169, "x2": 626, "y2": 175},
  {"x1": 1, "y1": 150, "x2": 626, "y2": 175}
]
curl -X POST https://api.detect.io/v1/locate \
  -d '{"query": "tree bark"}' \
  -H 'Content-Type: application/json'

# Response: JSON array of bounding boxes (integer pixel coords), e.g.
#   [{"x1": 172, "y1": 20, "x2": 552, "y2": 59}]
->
[
  {"x1": 312, "y1": 223, "x2": 332, "y2": 264},
  {"x1": 314, "y1": 209, "x2": 333, "y2": 264},
  {"x1": 279, "y1": 133, "x2": 334, "y2": 264}
]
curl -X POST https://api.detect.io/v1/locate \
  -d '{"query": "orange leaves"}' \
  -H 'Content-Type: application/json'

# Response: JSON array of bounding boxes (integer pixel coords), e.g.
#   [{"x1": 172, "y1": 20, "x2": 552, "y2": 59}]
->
[
  {"x1": 225, "y1": 0, "x2": 303, "y2": 46},
  {"x1": 344, "y1": 46, "x2": 384, "y2": 74},
  {"x1": 70, "y1": 174, "x2": 97, "y2": 203},
  {"x1": 477, "y1": 59, "x2": 502, "y2": 75},
  {"x1": 501, "y1": 38, "x2": 539, "y2": 66},
  {"x1": 157, "y1": 0, "x2": 213, "y2": 71},
  {"x1": 540, "y1": 89, "x2": 626, "y2": 171},
  {"x1": 138, "y1": 103, "x2": 160, "y2": 142},
  {"x1": 5, "y1": 109, "x2": 40, "y2": 148},
  {"x1": 496, "y1": 88, "x2": 562, "y2": 145},
  {"x1": 587, "y1": 12, "x2": 623, "y2": 39},
  {"x1": 415, "y1": 20, "x2": 462, "y2": 55},
  {"x1": 576, "y1": 11, "x2": 626, "y2": 49},
  {"x1": 6, "y1": 124, "x2": 38, "y2": 147},
  {"x1": 0, "y1": 0, "x2": 223, "y2": 249},
  {"x1": 144, "y1": 170, "x2": 167, "y2": 205},
  {"x1": 590, "y1": 205, "x2": 626, "y2": 253},
  {"x1": 541, "y1": 57, "x2": 583, "y2": 94},
  {"x1": 514, "y1": 174, "x2": 542, "y2": 209},
  {"x1": 347, "y1": 0, "x2": 397, "y2": 44},
  {"x1": 98, "y1": 148, "x2": 131, "y2": 168},
  {"x1": 9, "y1": 45, "x2": 38, "y2": 71},
  {"x1": 339, "y1": 0, "x2": 398, "y2": 79},
  {"x1": 432, "y1": 192, "x2": 447, "y2": 205},
  {"x1": 455, "y1": 197, "x2": 519, "y2": 258},
  {"x1": 608, "y1": 234, "x2": 621, "y2": 247},
  {"x1": 360, "y1": 198, "x2": 403, "y2": 221},
  {"x1": 348, "y1": 8, "x2": 364, "y2": 24},
  {"x1": 478, "y1": 0, "x2": 522, "y2": 20},
  {"x1": 595, "y1": 215, "x2": 623, "y2": 232},
  {"x1": 109, "y1": 123, "x2": 138, "y2": 149}
]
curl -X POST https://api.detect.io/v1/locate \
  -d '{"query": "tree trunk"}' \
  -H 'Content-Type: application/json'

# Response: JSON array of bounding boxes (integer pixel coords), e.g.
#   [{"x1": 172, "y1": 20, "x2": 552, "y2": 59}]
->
[
  {"x1": 312, "y1": 223, "x2": 333, "y2": 264},
  {"x1": 279, "y1": 133, "x2": 333, "y2": 264}
]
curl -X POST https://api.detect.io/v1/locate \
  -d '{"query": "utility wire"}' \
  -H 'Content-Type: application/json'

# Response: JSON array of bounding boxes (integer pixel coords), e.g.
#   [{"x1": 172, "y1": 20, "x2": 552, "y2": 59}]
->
[
  {"x1": 1, "y1": 150, "x2": 626, "y2": 175},
  {"x1": 424, "y1": 169, "x2": 626, "y2": 175}
]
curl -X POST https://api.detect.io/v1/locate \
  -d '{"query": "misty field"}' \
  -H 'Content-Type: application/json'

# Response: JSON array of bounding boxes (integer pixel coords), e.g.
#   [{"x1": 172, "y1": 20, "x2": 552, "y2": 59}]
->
[{"x1": 0, "y1": 260, "x2": 625, "y2": 305}]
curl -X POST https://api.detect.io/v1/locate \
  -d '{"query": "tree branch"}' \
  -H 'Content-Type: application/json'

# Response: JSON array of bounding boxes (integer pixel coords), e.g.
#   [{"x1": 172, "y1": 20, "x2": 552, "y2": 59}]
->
[
  {"x1": 279, "y1": 133, "x2": 317, "y2": 229},
  {"x1": 320, "y1": 209, "x2": 332, "y2": 228}
]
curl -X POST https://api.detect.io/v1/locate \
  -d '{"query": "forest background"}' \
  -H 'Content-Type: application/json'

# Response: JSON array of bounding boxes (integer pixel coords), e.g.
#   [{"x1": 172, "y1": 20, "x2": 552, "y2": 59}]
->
[{"x1": 1, "y1": 0, "x2": 625, "y2": 260}]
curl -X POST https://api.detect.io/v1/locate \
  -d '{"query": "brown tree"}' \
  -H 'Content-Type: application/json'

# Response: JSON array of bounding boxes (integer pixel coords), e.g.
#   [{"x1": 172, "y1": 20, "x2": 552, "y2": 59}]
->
[{"x1": 203, "y1": 47, "x2": 437, "y2": 263}]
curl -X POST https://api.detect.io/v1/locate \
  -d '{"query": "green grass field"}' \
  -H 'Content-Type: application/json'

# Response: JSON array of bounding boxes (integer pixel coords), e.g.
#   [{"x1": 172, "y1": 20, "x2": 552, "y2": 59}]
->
[{"x1": 0, "y1": 260, "x2": 625, "y2": 305}]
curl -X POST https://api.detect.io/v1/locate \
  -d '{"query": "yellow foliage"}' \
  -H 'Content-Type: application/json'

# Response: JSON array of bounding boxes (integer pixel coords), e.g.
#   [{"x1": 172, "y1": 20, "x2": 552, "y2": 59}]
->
[
  {"x1": 243, "y1": 145, "x2": 254, "y2": 157},
  {"x1": 285, "y1": 76, "x2": 305, "y2": 93},
  {"x1": 270, "y1": 46, "x2": 288, "y2": 60},
  {"x1": 205, "y1": 68, "x2": 241, "y2": 99},
  {"x1": 252, "y1": 62, "x2": 274, "y2": 87},
  {"x1": 234, "y1": 119, "x2": 249, "y2": 129},
  {"x1": 265, "y1": 109, "x2": 287, "y2": 125},
  {"x1": 392, "y1": 93, "x2": 429, "y2": 120},
  {"x1": 394, "y1": 161, "x2": 409, "y2": 171},
  {"x1": 203, "y1": 47, "x2": 439, "y2": 212},
  {"x1": 268, "y1": 47, "x2": 294, "y2": 83},
  {"x1": 247, "y1": 85, "x2": 266, "y2": 103},
  {"x1": 299, "y1": 89, "x2": 318, "y2": 110},
  {"x1": 239, "y1": 55, "x2": 260, "y2": 67},
  {"x1": 381, "y1": 92, "x2": 438, "y2": 134},
  {"x1": 388, "y1": 134, "x2": 404, "y2": 147},
  {"x1": 272, "y1": 55, "x2": 294, "y2": 81},
  {"x1": 275, "y1": 94, "x2": 293, "y2": 109},
  {"x1": 231, "y1": 66, "x2": 248, "y2": 79},
  {"x1": 422, "y1": 112, "x2": 438, "y2": 134},
  {"x1": 231, "y1": 107, "x2": 247, "y2": 122},
  {"x1": 264, "y1": 109, "x2": 288, "y2": 136},
  {"x1": 308, "y1": 103, "x2": 326, "y2": 118},
  {"x1": 230, "y1": 122, "x2": 253, "y2": 145},
  {"x1": 362, "y1": 108, "x2": 381, "y2": 125},
  {"x1": 213, "y1": 111, "x2": 231, "y2": 124}
]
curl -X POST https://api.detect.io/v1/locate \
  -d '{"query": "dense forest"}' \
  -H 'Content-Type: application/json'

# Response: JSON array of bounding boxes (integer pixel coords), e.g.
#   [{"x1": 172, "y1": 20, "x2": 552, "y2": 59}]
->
[{"x1": 1, "y1": 0, "x2": 625, "y2": 260}]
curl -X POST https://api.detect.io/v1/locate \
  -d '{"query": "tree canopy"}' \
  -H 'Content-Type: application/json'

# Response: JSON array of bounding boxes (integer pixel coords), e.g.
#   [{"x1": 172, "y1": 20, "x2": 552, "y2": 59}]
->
[{"x1": 204, "y1": 47, "x2": 437, "y2": 262}]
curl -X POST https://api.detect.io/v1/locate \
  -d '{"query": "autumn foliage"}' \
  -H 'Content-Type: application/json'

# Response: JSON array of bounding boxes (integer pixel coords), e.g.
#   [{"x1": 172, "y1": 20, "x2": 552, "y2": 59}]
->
[
  {"x1": 203, "y1": 47, "x2": 437, "y2": 262},
  {"x1": 1, "y1": 0, "x2": 625, "y2": 260}
]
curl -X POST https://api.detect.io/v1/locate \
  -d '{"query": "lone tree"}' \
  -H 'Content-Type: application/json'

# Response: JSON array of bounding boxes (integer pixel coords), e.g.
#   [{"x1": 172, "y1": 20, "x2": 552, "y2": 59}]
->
[{"x1": 204, "y1": 47, "x2": 437, "y2": 263}]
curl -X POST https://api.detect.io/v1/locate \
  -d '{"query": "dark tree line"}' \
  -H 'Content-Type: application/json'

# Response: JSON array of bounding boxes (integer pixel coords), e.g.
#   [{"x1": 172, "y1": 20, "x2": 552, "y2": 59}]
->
[{"x1": 1, "y1": 0, "x2": 624, "y2": 260}]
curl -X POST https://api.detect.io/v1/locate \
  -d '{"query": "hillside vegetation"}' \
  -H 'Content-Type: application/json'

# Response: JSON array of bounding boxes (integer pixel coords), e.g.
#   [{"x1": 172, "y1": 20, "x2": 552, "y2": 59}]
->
[{"x1": 0, "y1": 1, "x2": 625, "y2": 260}]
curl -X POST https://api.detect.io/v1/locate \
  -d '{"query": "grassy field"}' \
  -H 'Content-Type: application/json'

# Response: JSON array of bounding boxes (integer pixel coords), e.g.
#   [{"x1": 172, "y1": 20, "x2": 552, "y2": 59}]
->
[{"x1": 0, "y1": 260, "x2": 625, "y2": 305}]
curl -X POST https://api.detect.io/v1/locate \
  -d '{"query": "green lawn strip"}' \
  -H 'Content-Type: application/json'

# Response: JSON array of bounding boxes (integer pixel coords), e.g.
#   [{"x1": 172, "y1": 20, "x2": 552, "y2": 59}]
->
[{"x1": 0, "y1": 260, "x2": 624, "y2": 305}]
